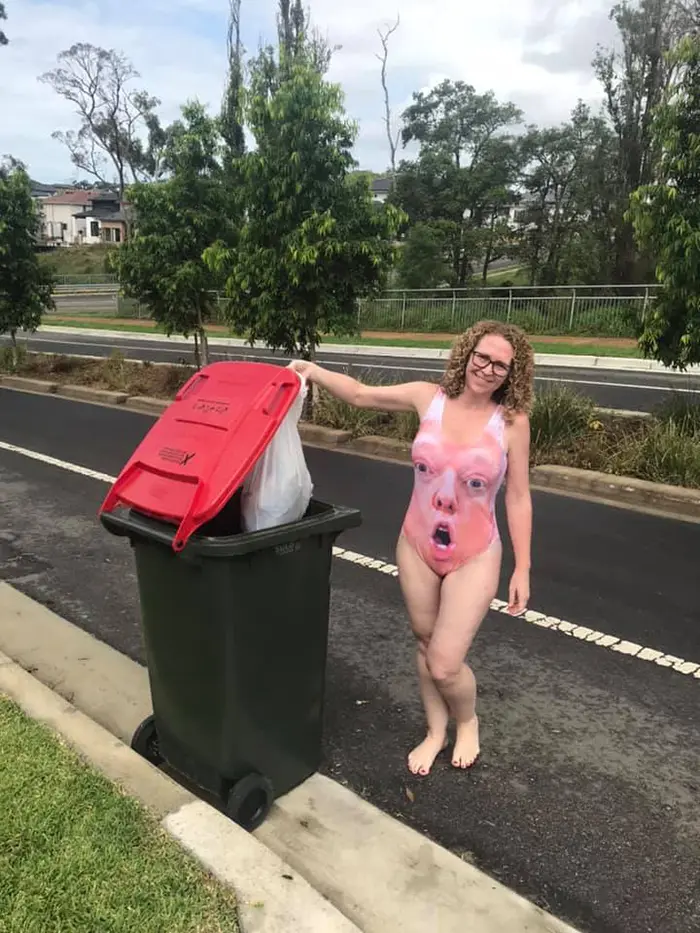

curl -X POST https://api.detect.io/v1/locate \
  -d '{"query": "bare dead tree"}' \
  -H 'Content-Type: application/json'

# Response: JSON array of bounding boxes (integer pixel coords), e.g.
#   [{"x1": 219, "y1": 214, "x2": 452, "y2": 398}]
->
[
  {"x1": 376, "y1": 16, "x2": 401, "y2": 178},
  {"x1": 39, "y1": 43, "x2": 163, "y2": 199}
]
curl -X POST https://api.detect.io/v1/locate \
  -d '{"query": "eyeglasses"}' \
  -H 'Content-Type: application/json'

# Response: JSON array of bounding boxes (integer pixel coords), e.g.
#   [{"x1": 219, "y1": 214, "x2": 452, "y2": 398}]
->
[{"x1": 471, "y1": 350, "x2": 511, "y2": 379}]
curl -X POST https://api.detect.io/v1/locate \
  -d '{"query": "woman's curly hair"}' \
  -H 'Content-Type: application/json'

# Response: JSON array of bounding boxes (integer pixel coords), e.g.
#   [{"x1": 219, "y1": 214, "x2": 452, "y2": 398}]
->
[{"x1": 441, "y1": 320, "x2": 535, "y2": 421}]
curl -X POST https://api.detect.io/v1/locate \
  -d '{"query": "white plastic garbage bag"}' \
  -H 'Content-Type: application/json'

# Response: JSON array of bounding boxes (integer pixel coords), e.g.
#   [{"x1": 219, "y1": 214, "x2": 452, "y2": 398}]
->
[{"x1": 241, "y1": 378, "x2": 313, "y2": 532}]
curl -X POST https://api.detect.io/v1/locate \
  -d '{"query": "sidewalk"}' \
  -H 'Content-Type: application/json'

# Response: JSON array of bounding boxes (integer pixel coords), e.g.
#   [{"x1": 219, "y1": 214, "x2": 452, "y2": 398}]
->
[
  {"x1": 38, "y1": 324, "x2": 700, "y2": 376},
  {"x1": 0, "y1": 582, "x2": 584, "y2": 933}
]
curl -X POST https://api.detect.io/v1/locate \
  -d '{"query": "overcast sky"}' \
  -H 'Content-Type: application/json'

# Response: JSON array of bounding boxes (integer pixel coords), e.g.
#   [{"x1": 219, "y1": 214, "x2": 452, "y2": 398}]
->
[{"x1": 0, "y1": 0, "x2": 619, "y2": 184}]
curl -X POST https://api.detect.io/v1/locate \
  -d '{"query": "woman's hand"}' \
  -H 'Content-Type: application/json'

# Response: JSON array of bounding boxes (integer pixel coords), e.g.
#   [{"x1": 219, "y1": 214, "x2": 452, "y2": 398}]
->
[
  {"x1": 288, "y1": 360, "x2": 318, "y2": 381},
  {"x1": 508, "y1": 568, "x2": 530, "y2": 616}
]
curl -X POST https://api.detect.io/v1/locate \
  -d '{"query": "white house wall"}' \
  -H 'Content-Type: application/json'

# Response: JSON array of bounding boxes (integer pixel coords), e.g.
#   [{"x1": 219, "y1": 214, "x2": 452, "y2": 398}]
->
[{"x1": 40, "y1": 203, "x2": 79, "y2": 245}]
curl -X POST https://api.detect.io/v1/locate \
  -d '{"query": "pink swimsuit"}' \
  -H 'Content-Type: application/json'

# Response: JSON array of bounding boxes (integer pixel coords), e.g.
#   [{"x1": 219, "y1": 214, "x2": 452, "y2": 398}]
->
[{"x1": 402, "y1": 389, "x2": 508, "y2": 576}]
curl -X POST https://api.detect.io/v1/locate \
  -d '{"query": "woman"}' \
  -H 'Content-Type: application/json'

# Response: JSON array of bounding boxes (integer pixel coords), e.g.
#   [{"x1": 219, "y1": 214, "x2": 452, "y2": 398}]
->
[{"x1": 290, "y1": 320, "x2": 534, "y2": 778}]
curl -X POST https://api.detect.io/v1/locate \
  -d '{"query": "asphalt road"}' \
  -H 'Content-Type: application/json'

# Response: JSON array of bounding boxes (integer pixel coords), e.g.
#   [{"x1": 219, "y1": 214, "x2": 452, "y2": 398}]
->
[
  {"x1": 0, "y1": 387, "x2": 699, "y2": 933},
  {"x1": 9, "y1": 328, "x2": 700, "y2": 413}
]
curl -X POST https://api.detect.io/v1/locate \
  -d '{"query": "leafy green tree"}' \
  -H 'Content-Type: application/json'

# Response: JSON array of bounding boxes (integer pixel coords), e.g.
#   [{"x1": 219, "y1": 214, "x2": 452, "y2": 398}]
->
[
  {"x1": 516, "y1": 103, "x2": 619, "y2": 286},
  {"x1": 395, "y1": 80, "x2": 523, "y2": 286},
  {"x1": 0, "y1": 2, "x2": 8, "y2": 46},
  {"x1": 397, "y1": 222, "x2": 453, "y2": 289},
  {"x1": 628, "y1": 34, "x2": 700, "y2": 369},
  {"x1": 114, "y1": 103, "x2": 228, "y2": 367},
  {"x1": 0, "y1": 161, "x2": 55, "y2": 364},
  {"x1": 208, "y1": 44, "x2": 403, "y2": 360},
  {"x1": 221, "y1": 0, "x2": 245, "y2": 161},
  {"x1": 593, "y1": 0, "x2": 687, "y2": 282}
]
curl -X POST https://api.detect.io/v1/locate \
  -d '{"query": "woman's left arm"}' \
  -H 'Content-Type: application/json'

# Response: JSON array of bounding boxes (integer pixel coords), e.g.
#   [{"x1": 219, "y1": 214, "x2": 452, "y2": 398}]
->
[{"x1": 505, "y1": 413, "x2": 532, "y2": 615}]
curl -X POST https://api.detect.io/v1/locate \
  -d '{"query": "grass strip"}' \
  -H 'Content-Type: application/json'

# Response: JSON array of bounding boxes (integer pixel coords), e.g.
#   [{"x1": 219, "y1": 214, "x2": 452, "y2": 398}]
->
[{"x1": 0, "y1": 695, "x2": 239, "y2": 933}]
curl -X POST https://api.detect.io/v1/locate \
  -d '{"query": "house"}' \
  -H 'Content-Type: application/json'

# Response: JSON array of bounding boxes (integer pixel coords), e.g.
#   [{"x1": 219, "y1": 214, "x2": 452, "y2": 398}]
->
[
  {"x1": 72, "y1": 191, "x2": 128, "y2": 245},
  {"x1": 371, "y1": 176, "x2": 392, "y2": 204},
  {"x1": 30, "y1": 179, "x2": 72, "y2": 200},
  {"x1": 40, "y1": 189, "x2": 127, "y2": 246}
]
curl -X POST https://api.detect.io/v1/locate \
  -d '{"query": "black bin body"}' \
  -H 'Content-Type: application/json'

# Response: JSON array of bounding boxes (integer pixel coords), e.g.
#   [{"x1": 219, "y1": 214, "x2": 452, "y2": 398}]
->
[{"x1": 101, "y1": 497, "x2": 361, "y2": 810}]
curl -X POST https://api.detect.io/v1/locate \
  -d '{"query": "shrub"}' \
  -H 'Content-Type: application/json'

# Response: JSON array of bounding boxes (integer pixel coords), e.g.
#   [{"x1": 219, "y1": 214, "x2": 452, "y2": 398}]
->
[
  {"x1": 612, "y1": 421, "x2": 700, "y2": 488},
  {"x1": 530, "y1": 386, "x2": 597, "y2": 457},
  {"x1": 655, "y1": 393, "x2": 700, "y2": 437}
]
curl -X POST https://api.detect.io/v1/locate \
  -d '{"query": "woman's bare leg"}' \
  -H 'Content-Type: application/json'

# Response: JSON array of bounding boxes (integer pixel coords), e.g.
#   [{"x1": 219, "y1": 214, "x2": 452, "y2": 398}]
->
[
  {"x1": 396, "y1": 535, "x2": 448, "y2": 776},
  {"x1": 426, "y1": 541, "x2": 502, "y2": 768}
]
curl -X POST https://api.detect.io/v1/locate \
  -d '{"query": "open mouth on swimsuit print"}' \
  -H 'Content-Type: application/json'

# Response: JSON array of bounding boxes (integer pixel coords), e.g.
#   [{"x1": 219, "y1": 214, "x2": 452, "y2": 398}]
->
[{"x1": 432, "y1": 522, "x2": 455, "y2": 553}]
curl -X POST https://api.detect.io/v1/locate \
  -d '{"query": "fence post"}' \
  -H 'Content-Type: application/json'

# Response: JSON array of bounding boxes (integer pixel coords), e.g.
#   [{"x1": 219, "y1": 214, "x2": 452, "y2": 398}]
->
[
  {"x1": 568, "y1": 288, "x2": 577, "y2": 331},
  {"x1": 401, "y1": 291, "x2": 407, "y2": 331},
  {"x1": 451, "y1": 290, "x2": 457, "y2": 328},
  {"x1": 642, "y1": 286, "x2": 650, "y2": 323},
  {"x1": 507, "y1": 288, "x2": 513, "y2": 322}
]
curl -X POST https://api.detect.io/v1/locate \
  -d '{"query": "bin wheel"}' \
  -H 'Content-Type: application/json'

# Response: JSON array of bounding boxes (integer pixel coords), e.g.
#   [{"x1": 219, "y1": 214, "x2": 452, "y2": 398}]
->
[
  {"x1": 131, "y1": 715, "x2": 164, "y2": 767},
  {"x1": 225, "y1": 774, "x2": 274, "y2": 832}
]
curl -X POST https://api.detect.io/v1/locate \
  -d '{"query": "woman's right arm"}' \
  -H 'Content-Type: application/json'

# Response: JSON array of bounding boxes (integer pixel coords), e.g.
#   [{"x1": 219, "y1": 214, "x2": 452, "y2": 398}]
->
[{"x1": 289, "y1": 361, "x2": 433, "y2": 413}]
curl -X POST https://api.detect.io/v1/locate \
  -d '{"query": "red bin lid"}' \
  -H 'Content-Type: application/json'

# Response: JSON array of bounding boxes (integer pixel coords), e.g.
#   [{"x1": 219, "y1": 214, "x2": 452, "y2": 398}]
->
[{"x1": 99, "y1": 361, "x2": 302, "y2": 551}]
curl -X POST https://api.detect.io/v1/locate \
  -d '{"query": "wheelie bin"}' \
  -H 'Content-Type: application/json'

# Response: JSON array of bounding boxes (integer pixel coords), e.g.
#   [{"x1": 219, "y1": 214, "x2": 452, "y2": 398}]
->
[{"x1": 99, "y1": 361, "x2": 361, "y2": 831}]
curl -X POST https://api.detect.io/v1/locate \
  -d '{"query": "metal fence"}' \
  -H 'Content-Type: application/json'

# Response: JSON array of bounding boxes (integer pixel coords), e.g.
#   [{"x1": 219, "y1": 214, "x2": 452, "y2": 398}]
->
[
  {"x1": 53, "y1": 274, "x2": 118, "y2": 286},
  {"x1": 48, "y1": 283, "x2": 661, "y2": 339},
  {"x1": 356, "y1": 285, "x2": 660, "y2": 338}
]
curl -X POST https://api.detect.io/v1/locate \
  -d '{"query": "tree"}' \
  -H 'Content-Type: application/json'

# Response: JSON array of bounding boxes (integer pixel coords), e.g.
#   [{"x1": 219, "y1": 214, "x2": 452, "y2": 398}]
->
[
  {"x1": 396, "y1": 80, "x2": 523, "y2": 286},
  {"x1": 397, "y1": 222, "x2": 453, "y2": 289},
  {"x1": 0, "y1": 2, "x2": 8, "y2": 46},
  {"x1": 277, "y1": 0, "x2": 335, "y2": 74},
  {"x1": 0, "y1": 161, "x2": 55, "y2": 363},
  {"x1": 40, "y1": 44, "x2": 165, "y2": 199},
  {"x1": 114, "y1": 103, "x2": 228, "y2": 367},
  {"x1": 376, "y1": 17, "x2": 401, "y2": 178},
  {"x1": 516, "y1": 103, "x2": 619, "y2": 286},
  {"x1": 593, "y1": 0, "x2": 687, "y2": 282},
  {"x1": 628, "y1": 34, "x2": 700, "y2": 368},
  {"x1": 207, "y1": 44, "x2": 403, "y2": 360},
  {"x1": 221, "y1": 0, "x2": 246, "y2": 160}
]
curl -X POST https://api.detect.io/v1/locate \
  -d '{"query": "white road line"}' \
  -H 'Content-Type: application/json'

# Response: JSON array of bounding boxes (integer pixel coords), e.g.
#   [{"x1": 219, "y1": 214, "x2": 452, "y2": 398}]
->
[
  {"x1": 0, "y1": 437, "x2": 697, "y2": 682},
  {"x1": 536, "y1": 376, "x2": 699, "y2": 395},
  {"x1": 0, "y1": 440, "x2": 116, "y2": 484}
]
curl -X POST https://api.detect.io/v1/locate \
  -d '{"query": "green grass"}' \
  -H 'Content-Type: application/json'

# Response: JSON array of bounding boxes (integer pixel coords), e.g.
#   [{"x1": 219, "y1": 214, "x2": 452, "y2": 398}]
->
[
  {"x1": 39, "y1": 245, "x2": 117, "y2": 279},
  {"x1": 481, "y1": 264, "x2": 528, "y2": 286},
  {"x1": 0, "y1": 696, "x2": 239, "y2": 933},
  {"x1": 41, "y1": 318, "x2": 642, "y2": 358}
]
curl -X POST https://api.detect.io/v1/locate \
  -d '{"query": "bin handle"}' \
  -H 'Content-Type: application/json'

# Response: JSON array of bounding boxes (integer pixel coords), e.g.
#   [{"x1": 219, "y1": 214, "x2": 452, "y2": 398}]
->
[
  {"x1": 259, "y1": 372, "x2": 301, "y2": 418},
  {"x1": 171, "y1": 478, "x2": 207, "y2": 552},
  {"x1": 100, "y1": 460, "x2": 201, "y2": 516}
]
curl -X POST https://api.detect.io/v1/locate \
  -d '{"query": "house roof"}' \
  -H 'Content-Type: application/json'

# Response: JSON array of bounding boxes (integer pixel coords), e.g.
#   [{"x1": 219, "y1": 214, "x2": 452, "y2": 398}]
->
[
  {"x1": 30, "y1": 180, "x2": 70, "y2": 197},
  {"x1": 43, "y1": 189, "x2": 118, "y2": 206},
  {"x1": 371, "y1": 177, "x2": 392, "y2": 195}
]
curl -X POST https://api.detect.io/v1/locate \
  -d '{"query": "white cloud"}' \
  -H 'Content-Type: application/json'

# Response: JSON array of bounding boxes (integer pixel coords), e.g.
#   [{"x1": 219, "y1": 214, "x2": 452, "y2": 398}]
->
[{"x1": 0, "y1": 0, "x2": 614, "y2": 182}]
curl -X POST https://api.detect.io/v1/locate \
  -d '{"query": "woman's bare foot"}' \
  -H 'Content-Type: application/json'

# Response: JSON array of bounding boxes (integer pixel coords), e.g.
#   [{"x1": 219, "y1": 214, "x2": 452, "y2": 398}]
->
[
  {"x1": 452, "y1": 716, "x2": 480, "y2": 769},
  {"x1": 408, "y1": 733, "x2": 448, "y2": 776}
]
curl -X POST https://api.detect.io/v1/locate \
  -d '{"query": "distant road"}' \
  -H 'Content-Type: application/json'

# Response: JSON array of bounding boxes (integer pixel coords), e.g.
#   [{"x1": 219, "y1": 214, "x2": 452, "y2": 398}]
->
[{"x1": 6, "y1": 328, "x2": 700, "y2": 413}]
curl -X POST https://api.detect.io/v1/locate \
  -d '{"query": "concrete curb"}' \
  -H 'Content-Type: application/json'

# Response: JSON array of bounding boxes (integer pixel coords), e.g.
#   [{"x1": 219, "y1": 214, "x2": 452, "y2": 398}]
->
[
  {"x1": 0, "y1": 582, "x2": 583, "y2": 933},
  {"x1": 0, "y1": 647, "x2": 361, "y2": 932},
  {"x1": 1, "y1": 376, "x2": 697, "y2": 521},
  {"x1": 37, "y1": 324, "x2": 700, "y2": 375}
]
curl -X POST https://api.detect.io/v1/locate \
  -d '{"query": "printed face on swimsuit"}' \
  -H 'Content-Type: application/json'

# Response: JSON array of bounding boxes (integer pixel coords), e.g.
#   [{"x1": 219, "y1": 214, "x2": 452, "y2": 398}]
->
[{"x1": 410, "y1": 432, "x2": 502, "y2": 567}]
